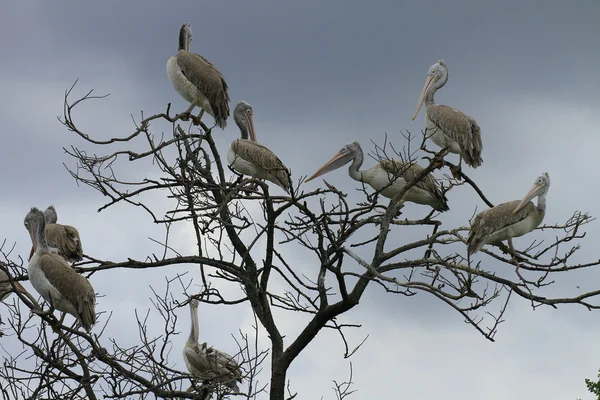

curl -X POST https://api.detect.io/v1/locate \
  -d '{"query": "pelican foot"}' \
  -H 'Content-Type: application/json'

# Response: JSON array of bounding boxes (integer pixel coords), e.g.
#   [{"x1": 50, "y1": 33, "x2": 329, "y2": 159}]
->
[
  {"x1": 241, "y1": 183, "x2": 260, "y2": 196},
  {"x1": 508, "y1": 254, "x2": 526, "y2": 264},
  {"x1": 178, "y1": 111, "x2": 192, "y2": 121},
  {"x1": 450, "y1": 165, "x2": 463, "y2": 180}
]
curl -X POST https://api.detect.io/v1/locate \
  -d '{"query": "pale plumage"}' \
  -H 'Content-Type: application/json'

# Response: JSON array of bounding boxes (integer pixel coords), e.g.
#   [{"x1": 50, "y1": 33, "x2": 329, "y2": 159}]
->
[
  {"x1": 167, "y1": 23, "x2": 230, "y2": 129},
  {"x1": 467, "y1": 173, "x2": 550, "y2": 255},
  {"x1": 24, "y1": 208, "x2": 96, "y2": 331},
  {"x1": 412, "y1": 60, "x2": 483, "y2": 177},
  {"x1": 227, "y1": 101, "x2": 292, "y2": 193},
  {"x1": 305, "y1": 142, "x2": 449, "y2": 212},
  {"x1": 183, "y1": 299, "x2": 243, "y2": 391}
]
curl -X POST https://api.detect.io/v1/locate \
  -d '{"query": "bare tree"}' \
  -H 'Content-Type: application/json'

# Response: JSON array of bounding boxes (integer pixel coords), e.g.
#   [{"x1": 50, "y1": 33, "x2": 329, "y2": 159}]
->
[{"x1": 1, "y1": 81, "x2": 600, "y2": 400}]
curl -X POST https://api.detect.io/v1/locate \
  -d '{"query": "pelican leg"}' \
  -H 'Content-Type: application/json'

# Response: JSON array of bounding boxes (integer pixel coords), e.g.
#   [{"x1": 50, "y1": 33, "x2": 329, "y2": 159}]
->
[
  {"x1": 189, "y1": 108, "x2": 205, "y2": 126},
  {"x1": 507, "y1": 238, "x2": 523, "y2": 264},
  {"x1": 450, "y1": 156, "x2": 463, "y2": 180},
  {"x1": 184, "y1": 103, "x2": 196, "y2": 115}
]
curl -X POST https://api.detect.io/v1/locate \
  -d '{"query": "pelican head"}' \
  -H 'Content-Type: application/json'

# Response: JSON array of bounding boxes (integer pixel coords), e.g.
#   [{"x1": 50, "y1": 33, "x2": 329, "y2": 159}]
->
[
  {"x1": 233, "y1": 101, "x2": 256, "y2": 141},
  {"x1": 178, "y1": 23, "x2": 193, "y2": 51},
  {"x1": 412, "y1": 60, "x2": 449, "y2": 120},
  {"x1": 305, "y1": 142, "x2": 359, "y2": 182},
  {"x1": 513, "y1": 172, "x2": 550, "y2": 214},
  {"x1": 24, "y1": 208, "x2": 45, "y2": 255},
  {"x1": 43, "y1": 205, "x2": 58, "y2": 224}
]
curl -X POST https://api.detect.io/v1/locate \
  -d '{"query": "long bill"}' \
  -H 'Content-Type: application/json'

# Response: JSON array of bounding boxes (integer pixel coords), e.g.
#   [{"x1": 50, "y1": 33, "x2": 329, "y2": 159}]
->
[
  {"x1": 246, "y1": 114, "x2": 257, "y2": 142},
  {"x1": 305, "y1": 150, "x2": 352, "y2": 182},
  {"x1": 411, "y1": 75, "x2": 435, "y2": 121},
  {"x1": 27, "y1": 225, "x2": 37, "y2": 261},
  {"x1": 513, "y1": 183, "x2": 544, "y2": 214}
]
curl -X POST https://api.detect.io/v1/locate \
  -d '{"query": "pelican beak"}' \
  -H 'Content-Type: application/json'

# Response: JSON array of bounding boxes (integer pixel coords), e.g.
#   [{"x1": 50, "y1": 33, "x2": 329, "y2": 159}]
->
[
  {"x1": 305, "y1": 149, "x2": 352, "y2": 182},
  {"x1": 27, "y1": 225, "x2": 36, "y2": 261},
  {"x1": 513, "y1": 183, "x2": 544, "y2": 214},
  {"x1": 412, "y1": 74, "x2": 435, "y2": 121},
  {"x1": 247, "y1": 114, "x2": 257, "y2": 142},
  {"x1": 13, "y1": 281, "x2": 25, "y2": 293}
]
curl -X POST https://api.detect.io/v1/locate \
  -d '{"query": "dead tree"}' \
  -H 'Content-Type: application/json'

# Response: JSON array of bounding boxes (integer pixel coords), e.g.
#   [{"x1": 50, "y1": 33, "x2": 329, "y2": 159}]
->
[{"x1": 1, "y1": 81, "x2": 600, "y2": 400}]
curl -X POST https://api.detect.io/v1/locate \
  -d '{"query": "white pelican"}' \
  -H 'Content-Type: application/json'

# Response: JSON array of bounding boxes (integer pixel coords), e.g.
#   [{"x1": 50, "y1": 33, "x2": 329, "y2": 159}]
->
[
  {"x1": 167, "y1": 23, "x2": 230, "y2": 129},
  {"x1": 0, "y1": 269, "x2": 25, "y2": 301},
  {"x1": 467, "y1": 173, "x2": 550, "y2": 256},
  {"x1": 228, "y1": 101, "x2": 292, "y2": 193},
  {"x1": 305, "y1": 142, "x2": 449, "y2": 212},
  {"x1": 28, "y1": 206, "x2": 83, "y2": 264},
  {"x1": 24, "y1": 208, "x2": 96, "y2": 331},
  {"x1": 412, "y1": 60, "x2": 483, "y2": 178},
  {"x1": 183, "y1": 299, "x2": 243, "y2": 391}
]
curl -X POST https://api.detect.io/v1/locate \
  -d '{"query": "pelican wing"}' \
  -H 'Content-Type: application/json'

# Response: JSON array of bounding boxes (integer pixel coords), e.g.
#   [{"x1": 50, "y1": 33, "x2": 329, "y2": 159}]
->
[
  {"x1": 45, "y1": 224, "x2": 83, "y2": 262},
  {"x1": 467, "y1": 200, "x2": 534, "y2": 254},
  {"x1": 0, "y1": 270, "x2": 11, "y2": 301},
  {"x1": 176, "y1": 50, "x2": 230, "y2": 126},
  {"x1": 206, "y1": 347, "x2": 243, "y2": 381},
  {"x1": 380, "y1": 160, "x2": 442, "y2": 195},
  {"x1": 38, "y1": 253, "x2": 96, "y2": 329},
  {"x1": 427, "y1": 104, "x2": 483, "y2": 167},
  {"x1": 231, "y1": 139, "x2": 292, "y2": 192},
  {"x1": 185, "y1": 343, "x2": 242, "y2": 388}
]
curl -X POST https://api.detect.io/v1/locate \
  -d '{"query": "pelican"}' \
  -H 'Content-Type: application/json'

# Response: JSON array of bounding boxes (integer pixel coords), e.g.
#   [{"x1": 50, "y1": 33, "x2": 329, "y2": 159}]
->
[
  {"x1": 0, "y1": 269, "x2": 25, "y2": 301},
  {"x1": 305, "y1": 142, "x2": 449, "y2": 212},
  {"x1": 167, "y1": 23, "x2": 230, "y2": 129},
  {"x1": 24, "y1": 208, "x2": 96, "y2": 331},
  {"x1": 412, "y1": 60, "x2": 483, "y2": 178},
  {"x1": 467, "y1": 173, "x2": 550, "y2": 256},
  {"x1": 228, "y1": 101, "x2": 292, "y2": 193},
  {"x1": 183, "y1": 299, "x2": 243, "y2": 391},
  {"x1": 27, "y1": 206, "x2": 83, "y2": 264}
]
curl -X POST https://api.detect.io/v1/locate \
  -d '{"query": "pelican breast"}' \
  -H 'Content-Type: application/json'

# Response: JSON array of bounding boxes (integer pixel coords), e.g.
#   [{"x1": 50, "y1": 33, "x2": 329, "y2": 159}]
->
[{"x1": 425, "y1": 104, "x2": 483, "y2": 167}]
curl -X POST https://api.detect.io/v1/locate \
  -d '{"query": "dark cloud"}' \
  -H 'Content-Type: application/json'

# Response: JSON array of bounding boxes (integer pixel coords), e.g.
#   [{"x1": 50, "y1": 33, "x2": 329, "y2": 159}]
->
[{"x1": 1, "y1": 1, "x2": 600, "y2": 398}]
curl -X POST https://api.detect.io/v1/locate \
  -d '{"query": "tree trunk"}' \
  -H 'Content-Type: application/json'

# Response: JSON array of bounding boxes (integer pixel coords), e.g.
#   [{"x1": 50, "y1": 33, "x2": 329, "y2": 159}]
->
[{"x1": 269, "y1": 357, "x2": 287, "y2": 400}]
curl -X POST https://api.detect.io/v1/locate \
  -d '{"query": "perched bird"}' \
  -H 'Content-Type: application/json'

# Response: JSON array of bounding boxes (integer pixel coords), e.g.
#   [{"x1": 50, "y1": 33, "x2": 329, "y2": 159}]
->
[
  {"x1": 24, "y1": 208, "x2": 96, "y2": 331},
  {"x1": 228, "y1": 101, "x2": 292, "y2": 193},
  {"x1": 467, "y1": 173, "x2": 550, "y2": 256},
  {"x1": 167, "y1": 23, "x2": 230, "y2": 129},
  {"x1": 183, "y1": 299, "x2": 243, "y2": 392},
  {"x1": 28, "y1": 206, "x2": 83, "y2": 265},
  {"x1": 0, "y1": 269, "x2": 25, "y2": 301},
  {"x1": 305, "y1": 141, "x2": 449, "y2": 212},
  {"x1": 412, "y1": 60, "x2": 483, "y2": 178}
]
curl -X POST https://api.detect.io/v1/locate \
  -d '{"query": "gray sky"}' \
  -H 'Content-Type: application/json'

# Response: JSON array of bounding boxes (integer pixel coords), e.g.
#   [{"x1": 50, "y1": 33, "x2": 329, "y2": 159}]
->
[{"x1": 2, "y1": 1, "x2": 600, "y2": 399}]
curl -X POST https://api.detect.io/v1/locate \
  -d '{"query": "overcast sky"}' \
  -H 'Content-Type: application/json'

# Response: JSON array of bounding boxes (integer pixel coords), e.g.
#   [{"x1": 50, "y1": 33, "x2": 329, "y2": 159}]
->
[{"x1": 2, "y1": 1, "x2": 600, "y2": 399}]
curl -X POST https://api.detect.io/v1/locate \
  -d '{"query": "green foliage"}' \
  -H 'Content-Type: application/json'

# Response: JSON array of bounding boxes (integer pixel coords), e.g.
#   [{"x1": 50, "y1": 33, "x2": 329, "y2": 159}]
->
[{"x1": 584, "y1": 370, "x2": 600, "y2": 399}]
